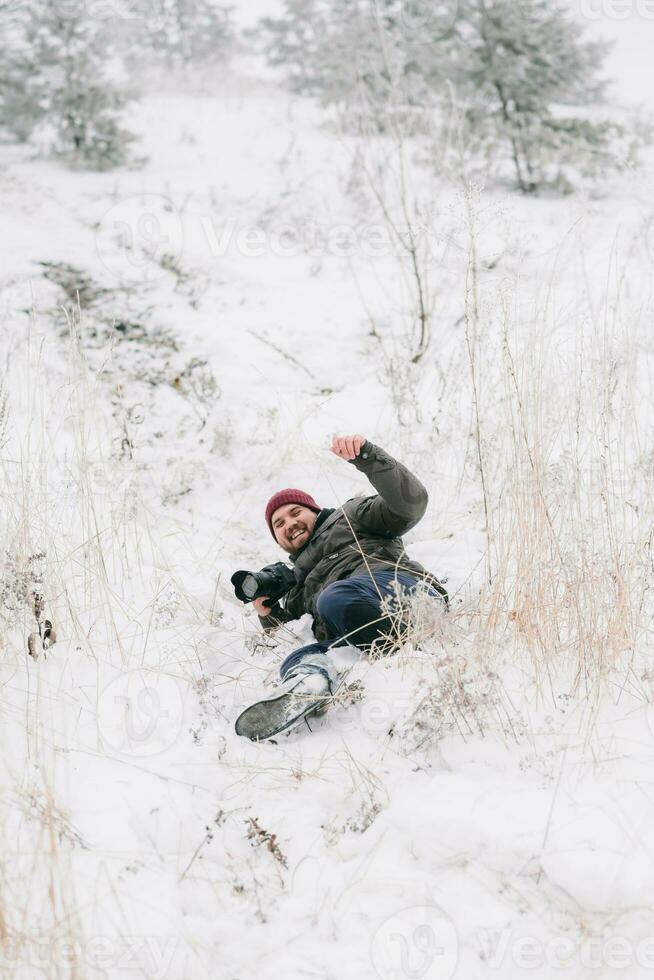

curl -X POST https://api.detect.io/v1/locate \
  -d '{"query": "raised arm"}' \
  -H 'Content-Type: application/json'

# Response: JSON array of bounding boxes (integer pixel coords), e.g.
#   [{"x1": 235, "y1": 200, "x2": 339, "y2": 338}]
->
[{"x1": 331, "y1": 435, "x2": 429, "y2": 537}]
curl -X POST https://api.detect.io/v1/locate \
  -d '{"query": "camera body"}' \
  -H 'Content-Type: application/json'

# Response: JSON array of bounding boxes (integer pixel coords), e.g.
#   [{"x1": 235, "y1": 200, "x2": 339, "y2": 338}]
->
[{"x1": 231, "y1": 562, "x2": 297, "y2": 606}]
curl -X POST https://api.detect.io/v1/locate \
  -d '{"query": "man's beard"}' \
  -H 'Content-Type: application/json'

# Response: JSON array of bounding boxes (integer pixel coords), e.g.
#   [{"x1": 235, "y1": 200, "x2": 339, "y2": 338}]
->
[{"x1": 286, "y1": 525, "x2": 309, "y2": 551}]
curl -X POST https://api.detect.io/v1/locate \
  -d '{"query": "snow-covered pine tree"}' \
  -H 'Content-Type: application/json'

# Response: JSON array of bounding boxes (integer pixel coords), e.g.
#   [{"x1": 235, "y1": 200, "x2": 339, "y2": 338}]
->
[
  {"x1": 256, "y1": 0, "x2": 632, "y2": 192},
  {"x1": 0, "y1": 5, "x2": 46, "y2": 143},
  {"x1": 126, "y1": 0, "x2": 234, "y2": 70},
  {"x1": 257, "y1": 0, "x2": 456, "y2": 125},
  {"x1": 0, "y1": 0, "x2": 135, "y2": 170},
  {"x1": 453, "y1": 0, "x2": 624, "y2": 192}
]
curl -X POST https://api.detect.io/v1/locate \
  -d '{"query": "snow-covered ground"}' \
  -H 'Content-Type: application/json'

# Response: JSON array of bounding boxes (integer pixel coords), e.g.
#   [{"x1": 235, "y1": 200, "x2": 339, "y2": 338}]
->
[{"x1": 2, "y1": 11, "x2": 654, "y2": 979}]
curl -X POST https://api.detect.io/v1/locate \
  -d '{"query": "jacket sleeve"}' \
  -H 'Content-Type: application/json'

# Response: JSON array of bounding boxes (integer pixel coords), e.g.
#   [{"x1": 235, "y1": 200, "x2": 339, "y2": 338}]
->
[{"x1": 348, "y1": 440, "x2": 429, "y2": 536}]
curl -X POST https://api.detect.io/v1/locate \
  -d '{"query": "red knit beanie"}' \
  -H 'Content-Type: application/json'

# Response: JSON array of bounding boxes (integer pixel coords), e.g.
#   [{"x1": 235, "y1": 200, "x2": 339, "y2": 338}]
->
[{"x1": 265, "y1": 488, "x2": 321, "y2": 538}]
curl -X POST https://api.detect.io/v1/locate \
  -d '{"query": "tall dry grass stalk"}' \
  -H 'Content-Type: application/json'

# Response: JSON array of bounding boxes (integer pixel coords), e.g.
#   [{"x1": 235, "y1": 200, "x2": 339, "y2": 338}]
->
[
  {"x1": 455, "y1": 224, "x2": 654, "y2": 717},
  {"x1": 379, "y1": 218, "x2": 654, "y2": 744},
  {"x1": 1, "y1": 307, "x2": 201, "y2": 663},
  {"x1": 0, "y1": 308, "x2": 185, "y2": 976}
]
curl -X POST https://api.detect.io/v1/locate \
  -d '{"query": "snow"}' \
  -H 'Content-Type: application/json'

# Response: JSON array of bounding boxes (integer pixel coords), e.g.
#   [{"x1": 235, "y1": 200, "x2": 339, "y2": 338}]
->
[{"x1": 2, "y1": 8, "x2": 654, "y2": 978}]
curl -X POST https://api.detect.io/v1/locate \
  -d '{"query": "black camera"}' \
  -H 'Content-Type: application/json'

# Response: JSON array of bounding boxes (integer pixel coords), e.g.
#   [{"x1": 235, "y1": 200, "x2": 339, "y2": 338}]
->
[{"x1": 231, "y1": 562, "x2": 296, "y2": 606}]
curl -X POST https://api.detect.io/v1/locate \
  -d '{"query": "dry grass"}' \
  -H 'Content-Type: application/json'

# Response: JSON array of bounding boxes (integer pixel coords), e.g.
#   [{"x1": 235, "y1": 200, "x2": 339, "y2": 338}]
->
[
  {"x1": 0, "y1": 307, "x2": 203, "y2": 976},
  {"x1": 362, "y1": 214, "x2": 654, "y2": 746}
]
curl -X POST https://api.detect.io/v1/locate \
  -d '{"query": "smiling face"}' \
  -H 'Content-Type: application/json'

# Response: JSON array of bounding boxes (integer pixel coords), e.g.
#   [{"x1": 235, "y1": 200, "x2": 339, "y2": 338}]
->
[{"x1": 271, "y1": 503, "x2": 319, "y2": 554}]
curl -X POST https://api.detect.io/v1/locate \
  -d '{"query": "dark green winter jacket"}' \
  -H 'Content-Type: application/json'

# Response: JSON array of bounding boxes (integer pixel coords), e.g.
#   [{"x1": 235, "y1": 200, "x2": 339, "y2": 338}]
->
[{"x1": 259, "y1": 441, "x2": 446, "y2": 641}]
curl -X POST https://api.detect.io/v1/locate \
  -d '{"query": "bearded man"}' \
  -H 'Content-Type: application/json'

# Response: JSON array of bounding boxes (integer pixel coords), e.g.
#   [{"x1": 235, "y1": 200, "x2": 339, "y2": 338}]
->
[{"x1": 234, "y1": 435, "x2": 447, "y2": 740}]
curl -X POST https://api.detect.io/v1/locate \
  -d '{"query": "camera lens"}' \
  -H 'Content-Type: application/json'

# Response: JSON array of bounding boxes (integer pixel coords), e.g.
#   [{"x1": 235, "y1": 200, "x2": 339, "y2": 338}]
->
[{"x1": 240, "y1": 573, "x2": 260, "y2": 600}]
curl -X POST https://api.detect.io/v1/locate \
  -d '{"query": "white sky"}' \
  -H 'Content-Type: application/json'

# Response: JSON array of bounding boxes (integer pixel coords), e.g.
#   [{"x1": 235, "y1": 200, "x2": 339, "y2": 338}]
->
[{"x1": 568, "y1": 0, "x2": 654, "y2": 104}]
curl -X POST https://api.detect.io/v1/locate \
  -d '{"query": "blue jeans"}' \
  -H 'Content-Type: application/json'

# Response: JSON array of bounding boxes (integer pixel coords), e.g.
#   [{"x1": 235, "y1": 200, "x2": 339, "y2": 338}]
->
[{"x1": 279, "y1": 571, "x2": 442, "y2": 680}]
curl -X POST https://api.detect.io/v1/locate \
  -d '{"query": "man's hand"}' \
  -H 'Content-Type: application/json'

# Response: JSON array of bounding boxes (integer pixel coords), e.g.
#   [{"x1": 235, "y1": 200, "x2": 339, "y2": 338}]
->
[
  {"x1": 253, "y1": 596, "x2": 273, "y2": 616},
  {"x1": 330, "y1": 434, "x2": 366, "y2": 461}
]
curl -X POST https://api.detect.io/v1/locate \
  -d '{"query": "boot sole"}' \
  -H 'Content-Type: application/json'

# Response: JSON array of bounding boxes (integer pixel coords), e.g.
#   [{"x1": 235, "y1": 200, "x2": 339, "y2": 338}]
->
[
  {"x1": 235, "y1": 689, "x2": 334, "y2": 741},
  {"x1": 234, "y1": 694, "x2": 322, "y2": 742}
]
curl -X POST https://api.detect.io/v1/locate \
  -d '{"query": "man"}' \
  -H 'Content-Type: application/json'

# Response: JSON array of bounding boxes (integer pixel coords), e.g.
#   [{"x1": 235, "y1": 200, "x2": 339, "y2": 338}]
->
[{"x1": 234, "y1": 434, "x2": 447, "y2": 741}]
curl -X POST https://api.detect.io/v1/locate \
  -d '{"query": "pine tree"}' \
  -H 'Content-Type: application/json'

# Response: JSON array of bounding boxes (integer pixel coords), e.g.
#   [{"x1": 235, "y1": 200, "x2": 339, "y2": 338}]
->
[
  {"x1": 126, "y1": 0, "x2": 234, "y2": 70},
  {"x1": 452, "y1": 0, "x2": 623, "y2": 192},
  {"x1": 256, "y1": 0, "x2": 632, "y2": 193},
  {"x1": 0, "y1": 0, "x2": 135, "y2": 170},
  {"x1": 258, "y1": 0, "x2": 447, "y2": 116},
  {"x1": 0, "y1": 6, "x2": 46, "y2": 143}
]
